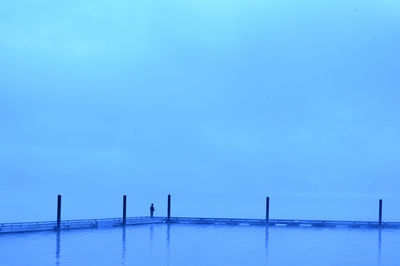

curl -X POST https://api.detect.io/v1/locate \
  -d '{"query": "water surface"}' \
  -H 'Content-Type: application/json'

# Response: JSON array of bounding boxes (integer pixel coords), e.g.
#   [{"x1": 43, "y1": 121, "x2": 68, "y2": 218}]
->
[{"x1": 0, "y1": 224, "x2": 399, "y2": 266}]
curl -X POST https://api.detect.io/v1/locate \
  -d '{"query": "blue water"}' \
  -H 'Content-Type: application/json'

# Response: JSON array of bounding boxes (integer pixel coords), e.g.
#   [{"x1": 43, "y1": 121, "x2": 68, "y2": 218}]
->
[{"x1": 0, "y1": 224, "x2": 399, "y2": 266}]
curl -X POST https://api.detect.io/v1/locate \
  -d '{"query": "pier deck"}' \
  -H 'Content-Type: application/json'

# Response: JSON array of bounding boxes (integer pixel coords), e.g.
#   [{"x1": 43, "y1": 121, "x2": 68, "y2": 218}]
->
[
  {"x1": 0, "y1": 217, "x2": 164, "y2": 234},
  {"x1": 169, "y1": 217, "x2": 400, "y2": 229},
  {"x1": 1, "y1": 216, "x2": 399, "y2": 234}
]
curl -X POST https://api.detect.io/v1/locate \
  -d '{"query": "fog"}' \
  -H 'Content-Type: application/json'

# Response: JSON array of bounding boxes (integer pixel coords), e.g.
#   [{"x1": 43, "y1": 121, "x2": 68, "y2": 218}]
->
[{"x1": 1, "y1": 0, "x2": 399, "y2": 222}]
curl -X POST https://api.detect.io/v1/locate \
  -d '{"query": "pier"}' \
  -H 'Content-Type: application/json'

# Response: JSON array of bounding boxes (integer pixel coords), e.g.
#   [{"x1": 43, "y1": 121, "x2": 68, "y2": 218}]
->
[
  {"x1": 1, "y1": 195, "x2": 399, "y2": 234},
  {"x1": 1, "y1": 216, "x2": 400, "y2": 234},
  {"x1": 0, "y1": 217, "x2": 165, "y2": 234}
]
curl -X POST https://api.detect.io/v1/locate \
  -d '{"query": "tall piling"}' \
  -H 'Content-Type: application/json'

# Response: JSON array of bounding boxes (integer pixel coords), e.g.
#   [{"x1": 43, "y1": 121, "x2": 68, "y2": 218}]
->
[
  {"x1": 167, "y1": 194, "x2": 171, "y2": 223},
  {"x1": 123, "y1": 195, "x2": 127, "y2": 225},
  {"x1": 266, "y1": 197, "x2": 270, "y2": 224},
  {"x1": 57, "y1": 195, "x2": 61, "y2": 230},
  {"x1": 379, "y1": 199, "x2": 383, "y2": 226}
]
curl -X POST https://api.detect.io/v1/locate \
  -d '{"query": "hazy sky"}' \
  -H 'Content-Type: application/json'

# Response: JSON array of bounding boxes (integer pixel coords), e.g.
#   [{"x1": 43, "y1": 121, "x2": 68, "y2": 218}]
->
[{"x1": 1, "y1": 0, "x2": 399, "y2": 221}]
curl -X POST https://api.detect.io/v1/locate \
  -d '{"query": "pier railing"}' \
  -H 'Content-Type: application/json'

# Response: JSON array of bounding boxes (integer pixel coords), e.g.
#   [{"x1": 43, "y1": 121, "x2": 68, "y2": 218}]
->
[
  {"x1": 1, "y1": 216, "x2": 400, "y2": 234},
  {"x1": 0, "y1": 217, "x2": 165, "y2": 233},
  {"x1": 168, "y1": 217, "x2": 400, "y2": 228}
]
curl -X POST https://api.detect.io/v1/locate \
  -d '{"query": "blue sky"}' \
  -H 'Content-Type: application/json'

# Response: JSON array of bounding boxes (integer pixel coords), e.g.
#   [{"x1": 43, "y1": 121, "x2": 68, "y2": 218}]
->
[{"x1": 0, "y1": 0, "x2": 399, "y2": 221}]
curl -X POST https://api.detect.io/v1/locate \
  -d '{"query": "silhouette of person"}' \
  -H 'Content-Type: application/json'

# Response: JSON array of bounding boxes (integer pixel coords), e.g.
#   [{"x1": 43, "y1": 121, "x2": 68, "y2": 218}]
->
[{"x1": 150, "y1": 203, "x2": 155, "y2": 218}]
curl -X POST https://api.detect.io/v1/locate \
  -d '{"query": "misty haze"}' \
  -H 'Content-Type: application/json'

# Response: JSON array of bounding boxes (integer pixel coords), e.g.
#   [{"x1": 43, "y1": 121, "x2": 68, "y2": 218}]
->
[{"x1": 1, "y1": 0, "x2": 399, "y2": 265}]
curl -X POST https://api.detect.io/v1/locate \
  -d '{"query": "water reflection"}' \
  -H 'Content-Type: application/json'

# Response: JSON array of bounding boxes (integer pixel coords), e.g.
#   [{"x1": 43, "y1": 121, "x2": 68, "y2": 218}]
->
[
  {"x1": 166, "y1": 224, "x2": 171, "y2": 266},
  {"x1": 265, "y1": 226, "x2": 269, "y2": 266},
  {"x1": 48, "y1": 222, "x2": 390, "y2": 266},
  {"x1": 150, "y1": 224, "x2": 154, "y2": 248},
  {"x1": 377, "y1": 229, "x2": 382, "y2": 266},
  {"x1": 55, "y1": 231, "x2": 61, "y2": 266},
  {"x1": 121, "y1": 227, "x2": 126, "y2": 265}
]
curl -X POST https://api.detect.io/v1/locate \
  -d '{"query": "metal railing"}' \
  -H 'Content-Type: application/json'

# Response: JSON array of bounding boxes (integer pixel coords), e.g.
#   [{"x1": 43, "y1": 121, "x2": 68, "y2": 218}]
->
[{"x1": 0, "y1": 217, "x2": 165, "y2": 234}]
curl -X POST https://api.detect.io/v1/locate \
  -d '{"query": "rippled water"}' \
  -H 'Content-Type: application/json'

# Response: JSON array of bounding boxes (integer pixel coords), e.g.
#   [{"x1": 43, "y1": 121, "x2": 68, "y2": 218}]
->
[{"x1": 0, "y1": 224, "x2": 399, "y2": 266}]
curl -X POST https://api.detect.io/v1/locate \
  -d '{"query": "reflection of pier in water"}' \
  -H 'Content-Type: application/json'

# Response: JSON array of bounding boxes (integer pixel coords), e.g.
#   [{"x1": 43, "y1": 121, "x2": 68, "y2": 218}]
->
[{"x1": 50, "y1": 219, "x2": 389, "y2": 266}]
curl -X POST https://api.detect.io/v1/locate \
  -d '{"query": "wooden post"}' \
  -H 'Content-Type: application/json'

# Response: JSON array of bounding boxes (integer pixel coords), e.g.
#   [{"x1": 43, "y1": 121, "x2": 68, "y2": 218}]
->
[
  {"x1": 57, "y1": 195, "x2": 61, "y2": 230},
  {"x1": 379, "y1": 199, "x2": 382, "y2": 226},
  {"x1": 123, "y1": 195, "x2": 127, "y2": 225},
  {"x1": 167, "y1": 194, "x2": 171, "y2": 223},
  {"x1": 266, "y1": 197, "x2": 270, "y2": 223}
]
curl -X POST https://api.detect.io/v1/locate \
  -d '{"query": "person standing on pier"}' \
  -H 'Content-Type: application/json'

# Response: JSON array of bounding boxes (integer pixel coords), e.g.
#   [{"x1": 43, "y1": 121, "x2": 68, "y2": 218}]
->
[{"x1": 150, "y1": 203, "x2": 155, "y2": 217}]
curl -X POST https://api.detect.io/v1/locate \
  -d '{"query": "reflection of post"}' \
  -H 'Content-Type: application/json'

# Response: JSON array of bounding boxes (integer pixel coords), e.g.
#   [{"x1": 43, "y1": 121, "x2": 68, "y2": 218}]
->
[
  {"x1": 378, "y1": 229, "x2": 382, "y2": 266},
  {"x1": 264, "y1": 226, "x2": 269, "y2": 266},
  {"x1": 55, "y1": 231, "x2": 61, "y2": 266},
  {"x1": 166, "y1": 224, "x2": 171, "y2": 266},
  {"x1": 121, "y1": 226, "x2": 126, "y2": 265}
]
